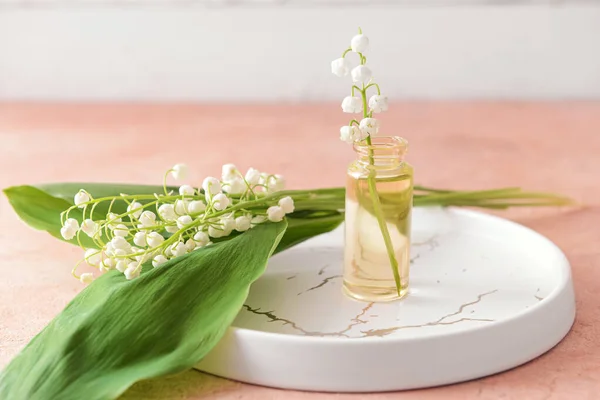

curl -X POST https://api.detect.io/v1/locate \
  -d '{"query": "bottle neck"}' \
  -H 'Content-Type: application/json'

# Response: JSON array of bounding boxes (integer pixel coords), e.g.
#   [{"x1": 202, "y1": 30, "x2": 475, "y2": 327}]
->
[{"x1": 354, "y1": 136, "x2": 408, "y2": 168}]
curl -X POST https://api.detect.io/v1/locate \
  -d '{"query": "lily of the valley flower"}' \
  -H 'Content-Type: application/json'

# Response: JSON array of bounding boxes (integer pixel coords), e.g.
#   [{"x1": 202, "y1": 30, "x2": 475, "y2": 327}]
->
[
  {"x1": 351, "y1": 65, "x2": 372, "y2": 84},
  {"x1": 369, "y1": 95, "x2": 389, "y2": 113},
  {"x1": 351, "y1": 34, "x2": 369, "y2": 53},
  {"x1": 74, "y1": 190, "x2": 90, "y2": 208},
  {"x1": 60, "y1": 218, "x2": 79, "y2": 240},
  {"x1": 170, "y1": 163, "x2": 188, "y2": 180},
  {"x1": 341, "y1": 96, "x2": 362, "y2": 113},
  {"x1": 267, "y1": 206, "x2": 286, "y2": 222},
  {"x1": 359, "y1": 118, "x2": 379, "y2": 136},
  {"x1": 331, "y1": 58, "x2": 350, "y2": 77},
  {"x1": 339, "y1": 125, "x2": 363, "y2": 144}
]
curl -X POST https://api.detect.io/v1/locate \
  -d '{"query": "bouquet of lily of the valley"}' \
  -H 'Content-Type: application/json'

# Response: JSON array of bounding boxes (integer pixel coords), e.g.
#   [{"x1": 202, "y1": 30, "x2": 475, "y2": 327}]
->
[{"x1": 0, "y1": 32, "x2": 571, "y2": 400}]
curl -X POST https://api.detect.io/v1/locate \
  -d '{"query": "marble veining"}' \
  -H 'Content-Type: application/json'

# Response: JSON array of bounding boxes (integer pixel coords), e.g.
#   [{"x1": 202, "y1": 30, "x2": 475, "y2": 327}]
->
[{"x1": 233, "y1": 208, "x2": 556, "y2": 339}]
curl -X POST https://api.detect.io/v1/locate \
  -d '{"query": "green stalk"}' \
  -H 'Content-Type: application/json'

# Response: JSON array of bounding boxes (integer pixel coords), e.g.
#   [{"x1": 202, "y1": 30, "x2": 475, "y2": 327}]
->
[{"x1": 360, "y1": 87, "x2": 402, "y2": 295}]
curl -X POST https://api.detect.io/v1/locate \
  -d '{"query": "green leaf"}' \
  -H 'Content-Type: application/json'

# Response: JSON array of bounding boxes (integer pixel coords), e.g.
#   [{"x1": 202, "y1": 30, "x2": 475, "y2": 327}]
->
[
  {"x1": 275, "y1": 210, "x2": 344, "y2": 254},
  {"x1": 4, "y1": 183, "x2": 345, "y2": 252},
  {"x1": 3, "y1": 186, "x2": 103, "y2": 248},
  {"x1": 0, "y1": 221, "x2": 287, "y2": 400}
]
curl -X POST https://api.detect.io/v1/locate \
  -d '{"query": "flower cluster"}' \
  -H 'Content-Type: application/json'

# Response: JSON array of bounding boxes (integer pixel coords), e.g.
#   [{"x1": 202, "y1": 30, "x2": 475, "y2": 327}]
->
[
  {"x1": 62, "y1": 164, "x2": 294, "y2": 284},
  {"x1": 331, "y1": 29, "x2": 389, "y2": 144}
]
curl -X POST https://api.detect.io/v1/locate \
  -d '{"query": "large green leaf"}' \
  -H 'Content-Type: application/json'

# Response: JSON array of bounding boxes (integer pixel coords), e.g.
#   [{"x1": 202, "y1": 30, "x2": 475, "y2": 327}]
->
[{"x1": 0, "y1": 221, "x2": 287, "y2": 400}]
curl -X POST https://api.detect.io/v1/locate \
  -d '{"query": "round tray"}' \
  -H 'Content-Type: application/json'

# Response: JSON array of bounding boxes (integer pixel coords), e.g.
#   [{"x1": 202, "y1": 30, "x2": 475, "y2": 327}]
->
[{"x1": 195, "y1": 208, "x2": 576, "y2": 392}]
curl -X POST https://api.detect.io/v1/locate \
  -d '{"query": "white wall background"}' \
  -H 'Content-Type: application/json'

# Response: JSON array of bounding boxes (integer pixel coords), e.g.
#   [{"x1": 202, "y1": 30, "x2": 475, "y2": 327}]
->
[{"x1": 0, "y1": 1, "x2": 599, "y2": 101}]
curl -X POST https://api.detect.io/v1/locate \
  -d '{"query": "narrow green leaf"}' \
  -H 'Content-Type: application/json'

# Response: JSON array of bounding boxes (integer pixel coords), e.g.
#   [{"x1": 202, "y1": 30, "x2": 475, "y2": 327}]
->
[
  {"x1": 0, "y1": 221, "x2": 287, "y2": 400},
  {"x1": 275, "y1": 210, "x2": 344, "y2": 254},
  {"x1": 4, "y1": 184, "x2": 345, "y2": 252}
]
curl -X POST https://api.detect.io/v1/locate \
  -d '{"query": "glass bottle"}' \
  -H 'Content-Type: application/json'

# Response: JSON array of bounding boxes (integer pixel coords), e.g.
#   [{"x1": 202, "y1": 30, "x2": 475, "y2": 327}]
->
[{"x1": 344, "y1": 136, "x2": 414, "y2": 302}]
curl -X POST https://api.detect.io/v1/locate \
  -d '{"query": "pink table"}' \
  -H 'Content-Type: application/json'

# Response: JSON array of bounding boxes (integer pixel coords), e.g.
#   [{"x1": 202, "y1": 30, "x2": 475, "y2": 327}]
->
[{"x1": 1, "y1": 103, "x2": 598, "y2": 399}]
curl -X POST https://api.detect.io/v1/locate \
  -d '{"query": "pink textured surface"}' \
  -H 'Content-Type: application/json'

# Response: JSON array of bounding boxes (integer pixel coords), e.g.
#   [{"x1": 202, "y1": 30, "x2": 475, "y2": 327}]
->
[{"x1": 0, "y1": 102, "x2": 599, "y2": 400}]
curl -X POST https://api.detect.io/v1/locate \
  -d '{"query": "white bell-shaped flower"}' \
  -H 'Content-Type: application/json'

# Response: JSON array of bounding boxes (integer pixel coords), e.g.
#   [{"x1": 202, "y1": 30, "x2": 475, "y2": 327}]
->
[
  {"x1": 331, "y1": 58, "x2": 350, "y2": 77},
  {"x1": 80, "y1": 273, "x2": 94, "y2": 284},
  {"x1": 267, "y1": 206, "x2": 285, "y2": 222},
  {"x1": 351, "y1": 34, "x2": 369, "y2": 53},
  {"x1": 179, "y1": 185, "x2": 196, "y2": 196},
  {"x1": 351, "y1": 65, "x2": 372, "y2": 84},
  {"x1": 188, "y1": 200, "x2": 206, "y2": 214},
  {"x1": 81, "y1": 219, "x2": 98, "y2": 238},
  {"x1": 127, "y1": 202, "x2": 143, "y2": 219},
  {"x1": 133, "y1": 231, "x2": 147, "y2": 247},
  {"x1": 235, "y1": 216, "x2": 251, "y2": 232},
  {"x1": 193, "y1": 231, "x2": 211, "y2": 247},
  {"x1": 202, "y1": 177, "x2": 222, "y2": 195},
  {"x1": 152, "y1": 255, "x2": 168, "y2": 268},
  {"x1": 224, "y1": 177, "x2": 247, "y2": 195},
  {"x1": 146, "y1": 232, "x2": 164, "y2": 247},
  {"x1": 84, "y1": 249, "x2": 103, "y2": 267},
  {"x1": 170, "y1": 163, "x2": 188, "y2": 180},
  {"x1": 341, "y1": 96, "x2": 362, "y2": 113},
  {"x1": 359, "y1": 117, "x2": 379, "y2": 136},
  {"x1": 124, "y1": 263, "x2": 140, "y2": 280},
  {"x1": 221, "y1": 164, "x2": 238, "y2": 181},
  {"x1": 368, "y1": 95, "x2": 389, "y2": 113},
  {"x1": 138, "y1": 210, "x2": 156, "y2": 227},
  {"x1": 339, "y1": 125, "x2": 361, "y2": 144},
  {"x1": 245, "y1": 168, "x2": 261, "y2": 185},
  {"x1": 158, "y1": 204, "x2": 176, "y2": 221},
  {"x1": 212, "y1": 193, "x2": 230, "y2": 211},
  {"x1": 74, "y1": 190, "x2": 90, "y2": 208},
  {"x1": 278, "y1": 196, "x2": 295, "y2": 214},
  {"x1": 176, "y1": 215, "x2": 193, "y2": 230},
  {"x1": 60, "y1": 218, "x2": 80, "y2": 240}
]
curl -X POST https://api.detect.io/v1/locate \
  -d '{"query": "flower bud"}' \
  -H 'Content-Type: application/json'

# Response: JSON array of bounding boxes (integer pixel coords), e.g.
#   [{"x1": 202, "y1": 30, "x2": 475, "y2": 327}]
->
[
  {"x1": 278, "y1": 196, "x2": 295, "y2": 214},
  {"x1": 146, "y1": 232, "x2": 164, "y2": 247},
  {"x1": 84, "y1": 249, "x2": 102, "y2": 267},
  {"x1": 81, "y1": 219, "x2": 98, "y2": 237},
  {"x1": 350, "y1": 34, "x2": 369, "y2": 53},
  {"x1": 177, "y1": 215, "x2": 193, "y2": 230},
  {"x1": 224, "y1": 178, "x2": 247, "y2": 195},
  {"x1": 133, "y1": 231, "x2": 147, "y2": 247},
  {"x1": 212, "y1": 193, "x2": 231, "y2": 211},
  {"x1": 221, "y1": 164, "x2": 238, "y2": 181},
  {"x1": 80, "y1": 273, "x2": 94, "y2": 284},
  {"x1": 188, "y1": 200, "x2": 206, "y2": 214},
  {"x1": 245, "y1": 168, "x2": 261, "y2": 185},
  {"x1": 124, "y1": 263, "x2": 140, "y2": 280},
  {"x1": 139, "y1": 211, "x2": 156, "y2": 227},
  {"x1": 113, "y1": 224, "x2": 129, "y2": 238},
  {"x1": 202, "y1": 177, "x2": 222, "y2": 195},
  {"x1": 267, "y1": 206, "x2": 285, "y2": 222},
  {"x1": 74, "y1": 190, "x2": 90, "y2": 208},
  {"x1": 171, "y1": 163, "x2": 188, "y2": 180},
  {"x1": 179, "y1": 185, "x2": 195, "y2": 196},
  {"x1": 235, "y1": 216, "x2": 251, "y2": 232},
  {"x1": 158, "y1": 204, "x2": 176, "y2": 221},
  {"x1": 152, "y1": 255, "x2": 168, "y2": 268},
  {"x1": 193, "y1": 231, "x2": 211, "y2": 247},
  {"x1": 127, "y1": 202, "x2": 143, "y2": 219}
]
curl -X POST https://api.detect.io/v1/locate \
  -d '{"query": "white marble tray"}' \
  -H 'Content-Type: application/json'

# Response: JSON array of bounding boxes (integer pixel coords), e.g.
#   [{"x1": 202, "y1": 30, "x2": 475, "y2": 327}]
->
[{"x1": 196, "y1": 207, "x2": 576, "y2": 392}]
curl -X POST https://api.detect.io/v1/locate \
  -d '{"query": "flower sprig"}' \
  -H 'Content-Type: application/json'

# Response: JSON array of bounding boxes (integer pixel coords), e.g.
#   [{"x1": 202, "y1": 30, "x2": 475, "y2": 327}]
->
[
  {"x1": 331, "y1": 28, "x2": 388, "y2": 144},
  {"x1": 61, "y1": 164, "x2": 294, "y2": 284}
]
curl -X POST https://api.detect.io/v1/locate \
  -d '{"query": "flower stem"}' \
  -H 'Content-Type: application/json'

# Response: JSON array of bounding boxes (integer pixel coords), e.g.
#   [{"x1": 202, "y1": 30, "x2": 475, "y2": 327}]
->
[{"x1": 359, "y1": 86, "x2": 402, "y2": 295}]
